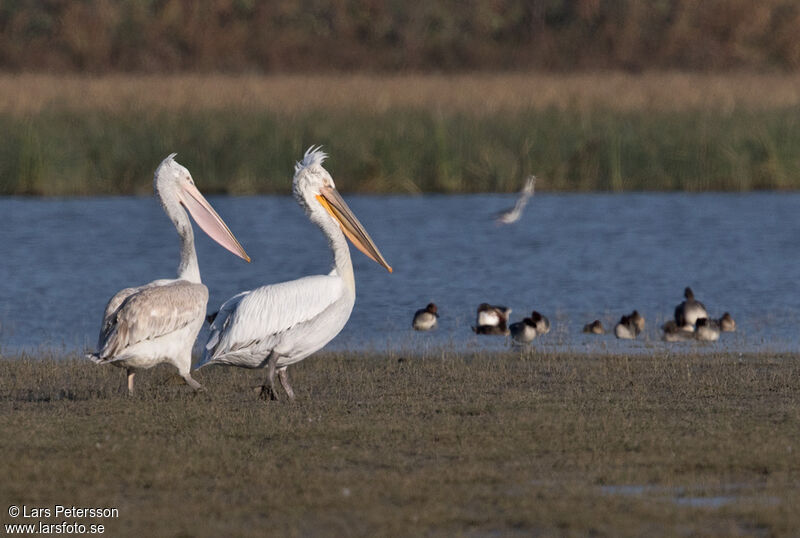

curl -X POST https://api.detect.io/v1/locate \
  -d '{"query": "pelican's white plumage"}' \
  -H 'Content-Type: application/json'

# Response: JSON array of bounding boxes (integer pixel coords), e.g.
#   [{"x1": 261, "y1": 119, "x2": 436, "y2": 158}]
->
[
  {"x1": 197, "y1": 147, "x2": 392, "y2": 400},
  {"x1": 88, "y1": 154, "x2": 250, "y2": 394},
  {"x1": 495, "y1": 175, "x2": 536, "y2": 225}
]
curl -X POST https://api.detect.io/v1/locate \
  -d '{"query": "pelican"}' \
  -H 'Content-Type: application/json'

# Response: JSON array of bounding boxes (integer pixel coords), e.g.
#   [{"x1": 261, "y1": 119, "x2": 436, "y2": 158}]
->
[
  {"x1": 583, "y1": 320, "x2": 605, "y2": 334},
  {"x1": 197, "y1": 147, "x2": 392, "y2": 400},
  {"x1": 88, "y1": 154, "x2": 250, "y2": 394},
  {"x1": 674, "y1": 287, "x2": 708, "y2": 327},
  {"x1": 509, "y1": 317, "x2": 537, "y2": 344},
  {"x1": 495, "y1": 175, "x2": 536, "y2": 225},
  {"x1": 412, "y1": 303, "x2": 439, "y2": 331}
]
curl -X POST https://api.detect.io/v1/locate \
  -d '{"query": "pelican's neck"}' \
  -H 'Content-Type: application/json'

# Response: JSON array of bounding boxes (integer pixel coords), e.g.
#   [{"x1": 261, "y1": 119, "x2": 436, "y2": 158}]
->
[
  {"x1": 165, "y1": 196, "x2": 201, "y2": 283},
  {"x1": 312, "y1": 206, "x2": 355, "y2": 293}
]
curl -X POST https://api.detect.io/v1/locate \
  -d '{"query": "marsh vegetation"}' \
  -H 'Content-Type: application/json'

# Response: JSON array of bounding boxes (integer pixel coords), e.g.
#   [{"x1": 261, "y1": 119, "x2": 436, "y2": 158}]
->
[{"x1": 4, "y1": 73, "x2": 800, "y2": 195}]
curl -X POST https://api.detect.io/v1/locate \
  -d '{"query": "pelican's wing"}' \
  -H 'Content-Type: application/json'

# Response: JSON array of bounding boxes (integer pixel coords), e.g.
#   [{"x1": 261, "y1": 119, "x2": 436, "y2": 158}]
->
[
  {"x1": 203, "y1": 290, "x2": 251, "y2": 351},
  {"x1": 199, "y1": 274, "x2": 344, "y2": 367},
  {"x1": 494, "y1": 176, "x2": 536, "y2": 225},
  {"x1": 97, "y1": 279, "x2": 174, "y2": 349},
  {"x1": 96, "y1": 281, "x2": 208, "y2": 361}
]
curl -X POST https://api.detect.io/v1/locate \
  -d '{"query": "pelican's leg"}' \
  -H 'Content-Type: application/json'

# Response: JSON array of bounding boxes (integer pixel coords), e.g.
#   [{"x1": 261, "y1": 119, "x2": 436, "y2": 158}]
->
[
  {"x1": 258, "y1": 352, "x2": 280, "y2": 401},
  {"x1": 181, "y1": 372, "x2": 205, "y2": 392},
  {"x1": 126, "y1": 369, "x2": 135, "y2": 395},
  {"x1": 278, "y1": 367, "x2": 295, "y2": 401}
]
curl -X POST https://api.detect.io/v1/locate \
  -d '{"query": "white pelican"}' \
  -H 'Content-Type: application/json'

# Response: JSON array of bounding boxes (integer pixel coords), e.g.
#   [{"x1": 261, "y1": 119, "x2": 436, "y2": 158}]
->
[
  {"x1": 674, "y1": 287, "x2": 708, "y2": 327},
  {"x1": 197, "y1": 147, "x2": 392, "y2": 400},
  {"x1": 718, "y1": 312, "x2": 736, "y2": 332},
  {"x1": 412, "y1": 303, "x2": 439, "y2": 331},
  {"x1": 582, "y1": 320, "x2": 605, "y2": 334},
  {"x1": 614, "y1": 310, "x2": 645, "y2": 340},
  {"x1": 88, "y1": 154, "x2": 250, "y2": 394},
  {"x1": 694, "y1": 318, "x2": 720, "y2": 341},
  {"x1": 509, "y1": 317, "x2": 537, "y2": 344},
  {"x1": 495, "y1": 175, "x2": 536, "y2": 225}
]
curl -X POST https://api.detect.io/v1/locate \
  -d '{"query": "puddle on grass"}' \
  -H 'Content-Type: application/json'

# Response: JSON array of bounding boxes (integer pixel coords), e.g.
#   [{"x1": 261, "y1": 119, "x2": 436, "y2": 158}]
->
[{"x1": 599, "y1": 483, "x2": 781, "y2": 508}]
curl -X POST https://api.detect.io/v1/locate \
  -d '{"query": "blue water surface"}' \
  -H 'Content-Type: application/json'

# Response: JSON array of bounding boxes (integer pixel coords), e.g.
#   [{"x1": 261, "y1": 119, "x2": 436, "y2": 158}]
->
[{"x1": 0, "y1": 193, "x2": 797, "y2": 355}]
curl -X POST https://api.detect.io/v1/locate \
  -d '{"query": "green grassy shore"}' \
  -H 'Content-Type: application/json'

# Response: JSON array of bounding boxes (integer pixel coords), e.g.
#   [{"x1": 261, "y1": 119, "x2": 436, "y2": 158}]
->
[
  {"x1": 1, "y1": 350, "x2": 799, "y2": 536},
  {"x1": 3, "y1": 73, "x2": 800, "y2": 195}
]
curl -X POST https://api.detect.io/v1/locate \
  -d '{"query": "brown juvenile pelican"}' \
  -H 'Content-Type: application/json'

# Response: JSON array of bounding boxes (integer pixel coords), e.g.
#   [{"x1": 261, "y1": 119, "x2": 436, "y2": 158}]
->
[
  {"x1": 718, "y1": 312, "x2": 736, "y2": 332},
  {"x1": 412, "y1": 303, "x2": 439, "y2": 331},
  {"x1": 674, "y1": 287, "x2": 708, "y2": 327},
  {"x1": 509, "y1": 317, "x2": 537, "y2": 344},
  {"x1": 582, "y1": 320, "x2": 605, "y2": 334},
  {"x1": 88, "y1": 154, "x2": 251, "y2": 394},
  {"x1": 614, "y1": 310, "x2": 645, "y2": 340},
  {"x1": 695, "y1": 318, "x2": 720, "y2": 341}
]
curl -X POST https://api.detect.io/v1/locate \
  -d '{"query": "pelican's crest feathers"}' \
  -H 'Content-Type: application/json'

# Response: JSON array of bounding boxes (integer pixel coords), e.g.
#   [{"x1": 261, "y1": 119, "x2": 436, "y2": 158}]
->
[{"x1": 295, "y1": 146, "x2": 327, "y2": 174}]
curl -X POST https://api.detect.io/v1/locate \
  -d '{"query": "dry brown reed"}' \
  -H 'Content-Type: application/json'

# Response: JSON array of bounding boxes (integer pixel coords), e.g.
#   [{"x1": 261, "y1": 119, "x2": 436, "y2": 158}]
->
[{"x1": 2, "y1": 72, "x2": 800, "y2": 116}]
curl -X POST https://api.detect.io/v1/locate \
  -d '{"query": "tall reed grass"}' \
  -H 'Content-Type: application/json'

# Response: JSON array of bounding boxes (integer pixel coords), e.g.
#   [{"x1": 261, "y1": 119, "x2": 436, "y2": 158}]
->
[
  {"x1": 2, "y1": 106, "x2": 800, "y2": 194},
  {"x1": 2, "y1": 74, "x2": 800, "y2": 194}
]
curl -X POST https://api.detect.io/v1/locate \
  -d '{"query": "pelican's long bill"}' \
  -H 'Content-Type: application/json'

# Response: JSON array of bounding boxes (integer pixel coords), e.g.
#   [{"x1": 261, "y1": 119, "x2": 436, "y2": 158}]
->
[
  {"x1": 316, "y1": 186, "x2": 393, "y2": 273},
  {"x1": 179, "y1": 182, "x2": 251, "y2": 262}
]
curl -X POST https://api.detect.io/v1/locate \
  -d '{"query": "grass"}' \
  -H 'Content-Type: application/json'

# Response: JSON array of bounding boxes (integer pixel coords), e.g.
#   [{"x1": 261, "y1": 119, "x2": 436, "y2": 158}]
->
[
  {"x1": 1, "y1": 350, "x2": 799, "y2": 536},
  {"x1": 3, "y1": 73, "x2": 800, "y2": 194}
]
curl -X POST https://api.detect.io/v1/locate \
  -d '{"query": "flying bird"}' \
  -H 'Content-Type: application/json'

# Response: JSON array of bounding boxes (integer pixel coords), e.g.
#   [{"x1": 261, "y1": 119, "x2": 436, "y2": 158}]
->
[
  {"x1": 495, "y1": 175, "x2": 536, "y2": 225},
  {"x1": 88, "y1": 154, "x2": 250, "y2": 394},
  {"x1": 197, "y1": 147, "x2": 392, "y2": 400}
]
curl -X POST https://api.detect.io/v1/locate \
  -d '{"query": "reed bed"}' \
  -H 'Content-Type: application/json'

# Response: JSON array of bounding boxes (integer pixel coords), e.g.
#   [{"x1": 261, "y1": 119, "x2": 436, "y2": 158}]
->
[
  {"x1": 3, "y1": 73, "x2": 800, "y2": 115},
  {"x1": 1, "y1": 350, "x2": 799, "y2": 536},
  {"x1": 2, "y1": 73, "x2": 800, "y2": 194}
]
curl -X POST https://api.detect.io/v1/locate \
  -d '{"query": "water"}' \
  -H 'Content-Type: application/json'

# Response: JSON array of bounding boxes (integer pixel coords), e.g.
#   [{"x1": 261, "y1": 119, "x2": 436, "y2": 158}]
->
[{"x1": 0, "y1": 193, "x2": 798, "y2": 355}]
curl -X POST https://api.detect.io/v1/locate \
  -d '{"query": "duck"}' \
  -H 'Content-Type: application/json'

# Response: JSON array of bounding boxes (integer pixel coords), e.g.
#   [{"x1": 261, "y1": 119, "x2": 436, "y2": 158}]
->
[
  {"x1": 661, "y1": 320, "x2": 694, "y2": 342},
  {"x1": 674, "y1": 287, "x2": 708, "y2": 327},
  {"x1": 509, "y1": 317, "x2": 537, "y2": 344},
  {"x1": 718, "y1": 312, "x2": 736, "y2": 332},
  {"x1": 582, "y1": 320, "x2": 605, "y2": 334},
  {"x1": 530, "y1": 311, "x2": 550, "y2": 335},
  {"x1": 695, "y1": 317, "x2": 720, "y2": 341},
  {"x1": 412, "y1": 303, "x2": 439, "y2": 331},
  {"x1": 476, "y1": 303, "x2": 511, "y2": 328},
  {"x1": 473, "y1": 323, "x2": 510, "y2": 336},
  {"x1": 614, "y1": 310, "x2": 645, "y2": 340}
]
